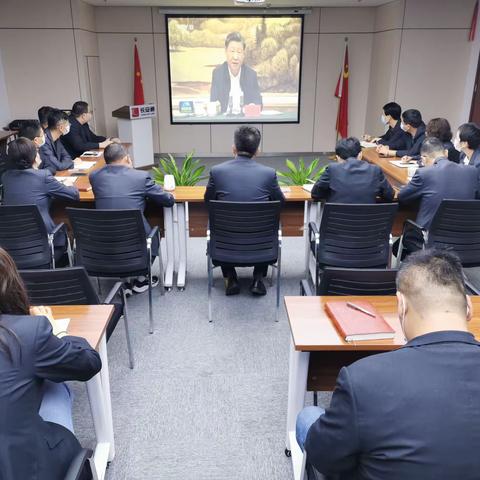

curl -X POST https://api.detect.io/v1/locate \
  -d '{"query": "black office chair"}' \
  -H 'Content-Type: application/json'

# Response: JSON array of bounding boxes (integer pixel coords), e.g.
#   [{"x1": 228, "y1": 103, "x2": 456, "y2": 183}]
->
[
  {"x1": 306, "y1": 203, "x2": 398, "y2": 293},
  {"x1": 64, "y1": 448, "x2": 97, "y2": 480},
  {"x1": 20, "y1": 266, "x2": 134, "y2": 368},
  {"x1": 207, "y1": 200, "x2": 282, "y2": 322},
  {"x1": 0, "y1": 204, "x2": 71, "y2": 269},
  {"x1": 67, "y1": 208, "x2": 163, "y2": 334}
]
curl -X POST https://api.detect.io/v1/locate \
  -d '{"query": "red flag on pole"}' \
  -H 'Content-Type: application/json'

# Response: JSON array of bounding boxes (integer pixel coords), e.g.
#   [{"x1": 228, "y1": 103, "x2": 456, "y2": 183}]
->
[
  {"x1": 335, "y1": 43, "x2": 349, "y2": 139},
  {"x1": 469, "y1": 0, "x2": 478, "y2": 42},
  {"x1": 133, "y1": 42, "x2": 145, "y2": 105}
]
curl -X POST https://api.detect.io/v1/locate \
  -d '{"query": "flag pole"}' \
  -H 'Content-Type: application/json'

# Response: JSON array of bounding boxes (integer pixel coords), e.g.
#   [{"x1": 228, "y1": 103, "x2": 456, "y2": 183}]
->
[{"x1": 334, "y1": 37, "x2": 349, "y2": 145}]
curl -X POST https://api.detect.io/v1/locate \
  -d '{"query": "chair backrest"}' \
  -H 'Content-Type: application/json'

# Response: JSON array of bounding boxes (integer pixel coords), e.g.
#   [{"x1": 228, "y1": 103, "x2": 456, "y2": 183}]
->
[
  {"x1": 67, "y1": 208, "x2": 149, "y2": 277},
  {"x1": 317, "y1": 267, "x2": 398, "y2": 296},
  {"x1": 427, "y1": 199, "x2": 480, "y2": 267},
  {"x1": 20, "y1": 267, "x2": 99, "y2": 305},
  {"x1": 0, "y1": 205, "x2": 53, "y2": 269},
  {"x1": 208, "y1": 201, "x2": 281, "y2": 266},
  {"x1": 316, "y1": 203, "x2": 398, "y2": 268}
]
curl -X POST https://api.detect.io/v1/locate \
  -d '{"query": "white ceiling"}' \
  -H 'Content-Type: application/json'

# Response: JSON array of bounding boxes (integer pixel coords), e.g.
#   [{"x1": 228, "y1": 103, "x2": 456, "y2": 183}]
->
[{"x1": 83, "y1": 0, "x2": 389, "y2": 7}]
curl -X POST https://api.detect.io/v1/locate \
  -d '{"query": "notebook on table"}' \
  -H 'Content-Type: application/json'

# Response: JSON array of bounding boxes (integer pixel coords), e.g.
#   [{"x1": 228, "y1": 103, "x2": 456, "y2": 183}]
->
[{"x1": 325, "y1": 300, "x2": 395, "y2": 341}]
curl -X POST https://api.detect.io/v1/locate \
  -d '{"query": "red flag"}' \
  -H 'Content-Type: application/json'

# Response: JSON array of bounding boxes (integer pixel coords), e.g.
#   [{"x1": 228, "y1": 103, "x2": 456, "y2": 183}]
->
[
  {"x1": 469, "y1": 0, "x2": 478, "y2": 42},
  {"x1": 134, "y1": 43, "x2": 145, "y2": 105},
  {"x1": 335, "y1": 44, "x2": 349, "y2": 139}
]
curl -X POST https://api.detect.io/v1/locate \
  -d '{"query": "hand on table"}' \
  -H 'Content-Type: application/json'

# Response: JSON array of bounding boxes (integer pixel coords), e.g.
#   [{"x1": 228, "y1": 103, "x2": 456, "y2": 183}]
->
[
  {"x1": 401, "y1": 156, "x2": 413, "y2": 163},
  {"x1": 376, "y1": 145, "x2": 390, "y2": 156},
  {"x1": 30, "y1": 305, "x2": 54, "y2": 322}
]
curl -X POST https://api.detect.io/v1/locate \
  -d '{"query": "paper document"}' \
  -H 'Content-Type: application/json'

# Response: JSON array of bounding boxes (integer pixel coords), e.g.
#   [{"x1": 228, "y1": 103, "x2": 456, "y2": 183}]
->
[
  {"x1": 360, "y1": 141, "x2": 377, "y2": 148},
  {"x1": 73, "y1": 161, "x2": 96, "y2": 171},
  {"x1": 82, "y1": 151, "x2": 102, "y2": 158},
  {"x1": 302, "y1": 184, "x2": 314, "y2": 193},
  {"x1": 390, "y1": 160, "x2": 412, "y2": 168},
  {"x1": 50, "y1": 318, "x2": 70, "y2": 337},
  {"x1": 56, "y1": 176, "x2": 78, "y2": 186}
]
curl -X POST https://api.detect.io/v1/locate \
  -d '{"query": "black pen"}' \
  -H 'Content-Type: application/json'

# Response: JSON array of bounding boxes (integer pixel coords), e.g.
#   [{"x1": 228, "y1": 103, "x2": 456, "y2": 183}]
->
[{"x1": 346, "y1": 302, "x2": 376, "y2": 318}]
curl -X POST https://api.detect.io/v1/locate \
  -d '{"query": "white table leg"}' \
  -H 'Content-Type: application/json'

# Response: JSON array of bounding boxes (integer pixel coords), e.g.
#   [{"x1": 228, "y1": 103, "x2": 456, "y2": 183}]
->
[
  {"x1": 86, "y1": 334, "x2": 115, "y2": 479},
  {"x1": 163, "y1": 206, "x2": 175, "y2": 288},
  {"x1": 286, "y1": 338, "x2": 310, "y2": 480},
  {"x1": 176, "y1": 202, "x2": 188, "y2": 288}
]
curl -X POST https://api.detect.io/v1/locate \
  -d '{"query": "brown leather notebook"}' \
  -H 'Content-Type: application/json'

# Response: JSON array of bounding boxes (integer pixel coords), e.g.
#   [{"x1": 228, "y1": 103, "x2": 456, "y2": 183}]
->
[{"x1": 325, "y1": 300, "x2": 395, "y2": 341}]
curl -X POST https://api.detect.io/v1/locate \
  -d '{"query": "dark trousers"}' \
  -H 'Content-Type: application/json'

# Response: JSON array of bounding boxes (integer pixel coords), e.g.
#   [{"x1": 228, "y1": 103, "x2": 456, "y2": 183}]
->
[
  {"x1": 221, "y1": 264, "x2": 269, "y2": 280},
  {"x1": 393, "y1": 229, "x2": 424, "y2": 260}
]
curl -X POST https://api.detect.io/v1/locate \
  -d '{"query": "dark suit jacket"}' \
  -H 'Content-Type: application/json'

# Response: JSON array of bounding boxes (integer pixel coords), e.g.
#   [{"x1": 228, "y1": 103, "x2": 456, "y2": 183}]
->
[
  {"x1": 444, "y1": 140, "x2": 460, "y2": 163},
  {"x1": 89, "y1": 165, "x2": 174, "y2": 255},
  {"x1": 0, "y1": 314, "x2": 101, "y2": 480},
  {"x1": 398, "y1": 157, "x2": 479, "y2": 228},
  {"x1": 61, "y1": 116, "x2": 106, "y2": 159},
  {"x1": 210, "y1": 62, "x2": 262, "y2": 113},
  {"x1": 2, "y1": 168, "x2": 79, "y2": 246},
  {"x1": 204, "y1": 156, "x2": 285, "y2": 204},
  {"x1": 396, "y1": 123, "x2": 426, "y2": 158},
  {"x1": 305, "y1": 330, "x2": 480, "y2": 480},
  {"x1": 311, "y1": 158, "x2": 394, "y2": 203},
  {"x1": 39, "y1": 129, "x2": 74, "y2": 174},
  {"x1": 377, "y1": 121, "x2": 411, "y2": 150},
  {"x1": 460, "y1": 147, "x2": 480, "y2": 167}
]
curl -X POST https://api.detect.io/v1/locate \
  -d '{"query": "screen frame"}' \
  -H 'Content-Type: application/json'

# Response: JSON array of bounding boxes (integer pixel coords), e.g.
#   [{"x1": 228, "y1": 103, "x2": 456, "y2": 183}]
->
[{"x1": 165, "y1": 13, "x2": 305, "y2": 125}]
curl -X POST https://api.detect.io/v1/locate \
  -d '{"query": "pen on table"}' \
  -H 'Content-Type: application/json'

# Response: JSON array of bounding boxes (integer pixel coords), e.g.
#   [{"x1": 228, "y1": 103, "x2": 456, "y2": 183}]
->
[{"x1": 346, "y1": 302, "x2": 376, "y2": 317}]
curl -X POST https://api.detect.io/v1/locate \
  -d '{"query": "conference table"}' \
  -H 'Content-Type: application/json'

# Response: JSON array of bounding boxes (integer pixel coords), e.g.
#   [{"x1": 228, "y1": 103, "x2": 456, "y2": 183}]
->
[
  {"x1": 283, "y1": 295, "x2": 480, "y2": 480},
  {"x1": 50, "y1": 304, "x2": 115, "y2": 480}
]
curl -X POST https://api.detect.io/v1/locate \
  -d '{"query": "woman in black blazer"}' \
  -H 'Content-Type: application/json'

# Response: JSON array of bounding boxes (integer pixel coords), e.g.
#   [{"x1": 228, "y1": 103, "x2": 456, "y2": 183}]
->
[
  {"x1": 0, "y1": 247, "x2": 101, "y2": 480},
  {"x1": 426, "y1": 117, "x2": 460, "y2": 163}
]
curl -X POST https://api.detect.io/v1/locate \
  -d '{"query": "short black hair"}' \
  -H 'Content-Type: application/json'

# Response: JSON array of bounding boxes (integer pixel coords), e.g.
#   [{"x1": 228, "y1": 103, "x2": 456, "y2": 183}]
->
[
  {"x1": 427, "y1": 117, "x2": 453, "y2": 143},
  {"x1": 18, "y1": 120, "x2": 43, "y2": 141},
  {"x1": 225, "y1": 32, "x2": 246, "y2": 50},
  {"x1": 71, "y1": 101, "x2": 89, "y2": 117},
  {"x1": 396, "y1": 248, "x2": 467, "y2": 308},
  {"x1": 402, "y1": 109, "x2": 423, "y2": 128},
  {"x1": 420, "y1": 137, "x2": 446, "y2": 157},
  {"x1": 37, "y1": 106, "x2": 53, "y2": 127},
  {"x1": 458, "y1": 123, "x2": 480, "y2": 150},
  {"x1": 47, "y1": 109, "x2": 68, "y2": 130},
  {"x1": 234, "y1": 125, "x2": 261, "y2": 158},
  {"x1": 7, "y1": 138, "x2": 37, "y2": 170},
  {"x1": 382, "y1": 102, "x2": 402, "y2": 120},
  {"x1": 104, "y1": 143, "x2": 127, "y2": 164},
  {"x1": 335, "y1": 137, "x2": 361, "y2": 160}
]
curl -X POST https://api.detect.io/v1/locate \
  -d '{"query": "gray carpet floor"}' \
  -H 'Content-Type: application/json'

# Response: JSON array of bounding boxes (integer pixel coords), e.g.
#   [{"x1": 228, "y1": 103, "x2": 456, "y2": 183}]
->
[{"x1": 71, "y1": 236, "x2": 332, "y2": 480}]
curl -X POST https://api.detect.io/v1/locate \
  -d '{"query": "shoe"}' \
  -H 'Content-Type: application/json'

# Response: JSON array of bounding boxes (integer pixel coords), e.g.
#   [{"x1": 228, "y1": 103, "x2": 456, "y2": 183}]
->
[
  {"x1": 224, "y1": 275, "x2": 240, "y2": 296},
  {"x1": 250, "y1": 278, "x2": 267, "y2": 296},
  {"x1": 123, "y1": 282, "x2": 133, "y2": 297},
  {"x1": 132, "y1": 276, "x2": 159, "y2": 293}
]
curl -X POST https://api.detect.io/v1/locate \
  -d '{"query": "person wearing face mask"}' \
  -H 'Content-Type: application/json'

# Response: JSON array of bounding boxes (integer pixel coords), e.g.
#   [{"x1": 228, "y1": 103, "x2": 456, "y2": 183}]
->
[
  {"x1": 37, "y1": 105, "x2": 53, "y2": 130},
  {"x1": 454, "y1": 122, "x2": 480, "y2": 167},
  {"x1": 364, "y1": 102, "x2": 411, "y2": 150},
  {"x1": 377, "y1": 109, "x2": 426, "y2": 162},
  {"x1": 311, "y1": 136, "x2": 394, "y2": 203},
  {"x1": 296, "y1": 248, "x2": 480, "y2": 480},
  {"x1": 39, "y1": 109, "x2": 76, "y2": 174},
  {"x1": 18, "y1": 120, "x2": 46, "y2": 169},
  {"x1": 62, "y1": 101, "x2": 119, "y2": 159},
  {"x1": 2, "y1": 138, "x2": 79, "y2": 259}
]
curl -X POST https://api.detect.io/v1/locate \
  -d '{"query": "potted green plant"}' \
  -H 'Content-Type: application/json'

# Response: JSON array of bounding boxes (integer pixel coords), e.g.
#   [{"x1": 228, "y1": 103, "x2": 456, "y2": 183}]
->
[
  {"x1": 276, "y1": 157, "x2": 327, "y2": 186},
  {"x1": 152, "y1": 151, "x2": 207, "y2": 186}
]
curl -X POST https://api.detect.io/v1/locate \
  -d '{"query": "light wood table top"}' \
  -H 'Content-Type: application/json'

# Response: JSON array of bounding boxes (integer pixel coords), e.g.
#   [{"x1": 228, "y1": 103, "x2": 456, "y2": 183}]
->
[
  {"x1": 362, "y1": 147, "x2": 409, "y2": 187},
  {"x1": 285, "y1": 295, "x2": 480, "y2": 352},
  {"x1": 50, "y1": 304, "x2": 114, "y2": 351}
]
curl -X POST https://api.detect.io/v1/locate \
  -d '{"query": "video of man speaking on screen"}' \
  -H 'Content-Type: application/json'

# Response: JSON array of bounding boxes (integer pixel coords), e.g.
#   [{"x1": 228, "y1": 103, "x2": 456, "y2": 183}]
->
[{"x1": 166, "y1": 16, "x2": 304, "y2": 124}]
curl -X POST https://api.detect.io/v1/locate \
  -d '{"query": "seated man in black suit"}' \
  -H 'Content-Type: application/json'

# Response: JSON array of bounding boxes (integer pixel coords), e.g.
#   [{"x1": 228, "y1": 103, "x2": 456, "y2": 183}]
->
[
  {"x1": 62, "y1": 101, "x2": 117, "y2": 159},
  {"x1": 364, "y1": 101, "x2": 410, "y2": 151},
  {"x1": 454, "y1": 122, "x2": 480, "y2": 167},
  {"x1": 39, "y1": 108, "x2": 75, "y2": 174},
  {"x1": 89, "y1": 143, "x2": 174, "y2": 294},
  {"x1": 210, "y1": 32, "x2": 262, "y2": 115},
  {"x1": 204, "y1": 125, "x2": 284, "y2": 296},
  {"x1": 377, "y1": 108, "x2": 426, "y2": 161},
  {"x1": 297, "y1": 248, "x2": 480, "y2": 480},
  {"x1": 311, "y1": 137, "x2": 394, "y2": 203},
  {"x1": 397, "y1": 137, "x2": 479, "y2": 256}
]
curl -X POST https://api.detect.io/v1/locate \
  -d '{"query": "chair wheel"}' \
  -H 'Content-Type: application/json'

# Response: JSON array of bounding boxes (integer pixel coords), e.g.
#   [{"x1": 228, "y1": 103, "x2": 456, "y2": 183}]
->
[
  {"x1": 165, "y1": 287, "x2": 172, "y2": 292},
  {"x1": 177, "y1": 287, "x2": 185, "y2": 292},
  {"x1": 285, "y1": 448, "x2": 291, "y2": 457}
]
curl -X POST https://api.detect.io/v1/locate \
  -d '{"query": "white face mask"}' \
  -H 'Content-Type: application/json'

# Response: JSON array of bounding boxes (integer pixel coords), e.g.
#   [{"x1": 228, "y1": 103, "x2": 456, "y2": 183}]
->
[
  {"x1": 62, "y1": 124, "x2": 70, "y2": 135},
  {"x1": 36, "y1": 135, "x2": 46, "y2": 147},
  {"x1": 453, "y1": 135, "x2": 463, "y2": 152},
  {"x1": 400, "y1": 121, "x2": 408, "y2": 132},
  {"x1": 381, "y1": 114, "x2": 389, "y2": 125}
]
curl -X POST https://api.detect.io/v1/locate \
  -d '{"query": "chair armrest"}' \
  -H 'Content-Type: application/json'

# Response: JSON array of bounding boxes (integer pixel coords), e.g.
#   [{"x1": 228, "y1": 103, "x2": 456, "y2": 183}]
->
[
  {"x1": 147, "y1": 226, "x2": 159, "y2": 241},
  {"x1": 402, "y1": 219, "x2": 426, "y2": 236},
  {"x1": 103, "y1": 281, "x2": 123, "y2": 304},
  {"x1": 64, "y1": 448, "x2": 92, "y2": 480},
  {"x1": 300, "y1": 279, "x2": 314, "y2": 296},
  {"x1": 50, "y1": 222, "x2": 65, "y2": 238}
]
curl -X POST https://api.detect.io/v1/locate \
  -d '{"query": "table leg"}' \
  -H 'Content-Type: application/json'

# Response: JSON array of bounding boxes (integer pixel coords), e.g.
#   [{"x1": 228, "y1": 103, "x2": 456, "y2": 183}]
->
[
  {"x1": 303, "y1": 201, "x2": 311, "y2": 278},
  {"x1": 286, "y1": 338, "x2": 309, "y2": 480},
  {"x1": 86, "y1": 334, "x2": 115, "y2": 479},
  {"x1": 176, "y1": 202, "x2": 188, "y2": 289},
  {"x1": 163, "y1": 206, "x2": 175, "y2": 288}
]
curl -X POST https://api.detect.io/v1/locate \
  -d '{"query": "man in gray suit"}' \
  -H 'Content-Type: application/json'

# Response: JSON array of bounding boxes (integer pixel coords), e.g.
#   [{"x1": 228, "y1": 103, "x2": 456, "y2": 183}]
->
[
  {"x1": 89, "y1": 143, "x2": 174, "y2": 293},
  {"x1": 204, "y1": 125, "x2": 284, "y2": 296}
]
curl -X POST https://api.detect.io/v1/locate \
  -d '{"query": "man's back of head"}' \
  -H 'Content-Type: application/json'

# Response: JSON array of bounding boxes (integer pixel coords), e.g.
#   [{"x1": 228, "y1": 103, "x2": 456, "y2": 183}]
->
[
  {"x1": 233, "y1": 125, "x2": 261, "y2": 159},
  {"x1": 335, "y1": 137, "x2": 361, "y2": 161},
  {"x1": 420, "y1": 137, "x2": 448, "y2": 165},
  {"x1": 104, "y1": 143, "x2": 128, "y2": 165}
]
